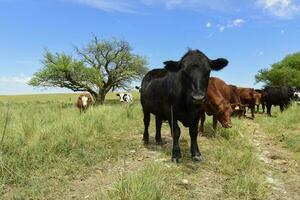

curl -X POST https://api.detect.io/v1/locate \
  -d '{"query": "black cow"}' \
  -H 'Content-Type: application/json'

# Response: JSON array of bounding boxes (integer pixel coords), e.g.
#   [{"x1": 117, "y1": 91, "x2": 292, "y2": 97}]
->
[
  {"x1": 263, "y1": 86, "x2": 294, "y2": 116},
  {"x1": 140, "y1": 50, "x2": 228, "y2": 162}
]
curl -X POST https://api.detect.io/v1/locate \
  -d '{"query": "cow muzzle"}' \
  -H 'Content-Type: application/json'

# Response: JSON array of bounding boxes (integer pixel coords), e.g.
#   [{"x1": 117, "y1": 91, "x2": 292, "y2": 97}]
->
[
  {"x1": 191, "y1": 95, "x2": 206, "y2": 104},
  {"x1": 221, "y1": 122, "x2": 232, "y2": 128}
]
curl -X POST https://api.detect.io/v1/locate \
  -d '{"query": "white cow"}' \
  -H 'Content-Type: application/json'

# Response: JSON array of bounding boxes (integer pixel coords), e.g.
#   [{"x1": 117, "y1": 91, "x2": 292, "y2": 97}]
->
[
  {"x1": 116, "y1": 93, "x2": 133, "y2": 103},
  {"x1": 294, "y1": 91, "x2": 300, "y2": 104}
]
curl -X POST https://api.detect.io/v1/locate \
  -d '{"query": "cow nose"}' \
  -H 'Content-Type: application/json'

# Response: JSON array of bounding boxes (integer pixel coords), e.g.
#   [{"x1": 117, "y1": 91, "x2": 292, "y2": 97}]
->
[
  {"x1": 191, "y1": 95, "x2": 206, "y2": 103},
  {"x1": 222, "y1": 123, "x2": 232, "y2": 128}
]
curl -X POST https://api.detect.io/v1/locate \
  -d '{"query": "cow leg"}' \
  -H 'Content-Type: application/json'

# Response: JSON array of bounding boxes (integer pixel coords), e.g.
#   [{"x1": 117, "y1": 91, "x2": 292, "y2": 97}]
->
[
  {"x1": 189, "y1": 123, "x2": 202, "y2": 162},
  {"x1": 280, "y1": 104, "x2": 284, "y2": 112},
  {"x1": 169, "y1": 120, "x2": 181, "y2": 163},
  {"x1": 212, "y1": 115, "x2": 217, "y2": 136},
  {"x1": 256, "y1": 105, "x2": 259, "y2": 113},
  {"x1": 266, "y1": 104, "x2": 272, "y2": 116},
  {"x1": 262, "y1": 102, "x2": 265, "y2": 113},
  {"x1": 155, "y1": 116, "x2": 163, "y2": 145},
  {"x1": 198, "y1": 111, "x2": 205, "y2": 135},
  {"x1": 143, "y1": 111, "x2": 150, "y2": 144},
  {"x1": 251, "y1": 106, "x2": 255, "y2": 119}
]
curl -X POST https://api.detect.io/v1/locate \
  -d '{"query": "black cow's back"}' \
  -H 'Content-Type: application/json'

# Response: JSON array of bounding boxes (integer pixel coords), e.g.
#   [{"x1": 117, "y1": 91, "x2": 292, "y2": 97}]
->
[{"x1": 264, "y1": 86, "x2": 293, "y2": 106}]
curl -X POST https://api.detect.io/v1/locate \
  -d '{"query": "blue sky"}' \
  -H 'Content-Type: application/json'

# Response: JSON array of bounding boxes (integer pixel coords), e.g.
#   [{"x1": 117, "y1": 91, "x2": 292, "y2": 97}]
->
[{"x1": 0, "y1": 0, "x2": 300, "y2": 94}]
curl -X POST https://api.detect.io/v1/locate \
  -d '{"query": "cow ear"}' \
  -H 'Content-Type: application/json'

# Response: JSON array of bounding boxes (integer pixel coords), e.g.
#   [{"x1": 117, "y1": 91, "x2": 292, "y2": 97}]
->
[
  {"x1": 163, "y1": 60, "x2": 181, "y2": 72},
  {"x1": 210, "y1": 58, "x2": 228, "y2": 71},
  {"x1": 116, "y1": 93, "x2": 120, "y2": 96}
]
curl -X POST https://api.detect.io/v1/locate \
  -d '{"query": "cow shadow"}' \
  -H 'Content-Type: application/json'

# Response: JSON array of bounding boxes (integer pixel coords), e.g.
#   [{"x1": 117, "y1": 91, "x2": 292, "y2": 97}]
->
[
  {"x1": 143, "y1": 122, "x2": 231, "y2": 168},
  {"x1": 143, "y1": 135, "x2": 204, "y2": 168}
]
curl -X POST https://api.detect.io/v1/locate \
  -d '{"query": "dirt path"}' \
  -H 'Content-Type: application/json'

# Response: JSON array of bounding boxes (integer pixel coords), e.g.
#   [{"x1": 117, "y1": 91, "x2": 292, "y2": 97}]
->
[
  {"x1": 63, "y1": 133, "x2": 226, "y2": 200},
  {"x1": 247, "y1": 120, "x2": 300, "y2": 200},
  {"x1": 64, "y1": 146, "x2": 165, "y2": 200},
  {"x1": 63, "y1": 119, "x2": 300, "y2": 200}
]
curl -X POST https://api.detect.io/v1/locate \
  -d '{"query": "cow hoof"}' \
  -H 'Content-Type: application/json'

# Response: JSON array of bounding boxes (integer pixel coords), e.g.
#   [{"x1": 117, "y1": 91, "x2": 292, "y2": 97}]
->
[
  {"x1": 171, "y1": 158, "x2": 180, "y2": 163},
  {"x1": 192, "y1": 155, "x2": 203, "y2": 162},
  {"x1": 143, "y1": 140, "x2": 149, "y2": 145}
]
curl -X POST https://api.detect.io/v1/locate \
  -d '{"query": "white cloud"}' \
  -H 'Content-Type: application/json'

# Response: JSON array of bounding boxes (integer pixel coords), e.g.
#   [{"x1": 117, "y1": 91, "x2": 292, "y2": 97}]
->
[
  {"x1": 219, "y1": 25, "x2": 225, "y2": 32},
  {"x1": 87, "y1": 0, "x2": 238, "y2": 13},
  {"x1": 164, "y1": 0, "x2": 183, "y2": 8},
  {"x1": 68, "y1": 0, "x2": 300, "y2": 18},
  {"x1": 217, "y1": 18, "x2": 245, "y2": 32},
  {"x1": 256, "y1": 0, "x2": 300, "y2": 18},
  {"x1": 0, "y1": 75, "x2": 31, "y2": 85},
  {"x1": 69, "y1": 0, "x2": 136, "y2": 13},
  {"x1": 281, "y1": 29, "x2": 285, "y2": 34},
  {"x1": 259, "y1": 50, "x2": 264, "y2": 55},
  {"x1": 206, "y1": 22, "x2": 212, "y2": 28},
  {"x1": 231, "y1": 18, "x2": 245, "y2": 27}
]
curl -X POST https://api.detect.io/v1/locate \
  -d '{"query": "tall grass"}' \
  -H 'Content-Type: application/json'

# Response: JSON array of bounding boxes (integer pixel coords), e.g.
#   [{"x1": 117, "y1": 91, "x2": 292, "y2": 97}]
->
[
  {"x1": 1, "y1": 93, "x2": 270, "y2": 199},
  {"x1": 255, "y1": 103, "x2": 300, "y2": 155},
  {"x1": 0, "y1": 100, "x2": 143, "y2": 199},
  {"x1": 202, "y1": 118, "x2": 269, "y2": 199}
]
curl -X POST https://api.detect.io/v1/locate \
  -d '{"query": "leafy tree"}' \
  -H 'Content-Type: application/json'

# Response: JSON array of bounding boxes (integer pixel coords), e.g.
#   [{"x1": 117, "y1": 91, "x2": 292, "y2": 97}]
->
[
  {"x1": 255, "y1": 52, "x2": 300, "y2": 87},
  {"x1": 29, "y1": 36, "x2": 148, "y2": 104}
]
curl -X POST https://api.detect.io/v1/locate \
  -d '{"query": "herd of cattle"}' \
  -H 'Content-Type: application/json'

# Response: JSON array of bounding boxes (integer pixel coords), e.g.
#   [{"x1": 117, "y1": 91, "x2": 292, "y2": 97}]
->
[{"x1": 76, "y1": 49, "x2": 300, "y2": 163}]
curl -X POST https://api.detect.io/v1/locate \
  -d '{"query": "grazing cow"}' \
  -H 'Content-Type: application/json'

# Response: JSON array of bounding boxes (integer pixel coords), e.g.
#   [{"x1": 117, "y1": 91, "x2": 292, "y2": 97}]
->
[
  {"x1": 77, "y1": 93, "x2": 94, "y2": 113},
  {"x1": 199, "y1": 77, "x2": 244, "y2": 134},
  {"x1": 140, "y1": 50, "x2": 228, "y2": 162},
  {"x1": 263, "y1": 86, "x2": 295, "y2": 116},
  {"x1": 116, "y1": 93, "x2": 133, "y2": 103},
  {"x1": 238, "y1": 87, "x2": 256, "y2": 119}
]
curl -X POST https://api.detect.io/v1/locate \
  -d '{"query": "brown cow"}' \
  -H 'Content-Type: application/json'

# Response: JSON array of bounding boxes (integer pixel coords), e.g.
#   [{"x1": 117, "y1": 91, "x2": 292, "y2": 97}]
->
[
  {"x1": 254, "y1": 89, "x2": 266, "y2": 113},
  {"x1": 199, "y1": 77, "x2": 244, "y2": 134},
  {"x1": 76, "y1": 93, "x2": 94, "y2": 113},
  {"x1": 237, "y1": 87, "x2": 256, "y2": 119}
]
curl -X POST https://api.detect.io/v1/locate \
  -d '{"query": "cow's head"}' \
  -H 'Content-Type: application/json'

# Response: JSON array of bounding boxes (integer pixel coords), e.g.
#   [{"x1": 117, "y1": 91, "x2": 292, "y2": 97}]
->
[
  {"x1": 81, "y1": 95, "x2": 89, "y2": 109},
  {"x1": 214, "y1": 100, "x2": 233, "y2": 128},
  {"x1": 253, "y1": 91, "x2": 262, "y2": 105},
  {"x1": 164, "y1": 50, "x2": 228, "y2": 104},
  {"x1": 116, "y1": 93, "x2": 124, "y2": 102},
  {"x1": 294, "y1": 91, "x2": 300, "y2": 101}
]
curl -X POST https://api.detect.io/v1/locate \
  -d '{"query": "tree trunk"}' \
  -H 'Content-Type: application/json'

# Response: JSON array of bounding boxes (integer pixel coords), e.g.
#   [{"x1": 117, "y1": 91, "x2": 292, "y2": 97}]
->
[{"x1": 95, "y1": 91, "x2": 106, "y2": 105}]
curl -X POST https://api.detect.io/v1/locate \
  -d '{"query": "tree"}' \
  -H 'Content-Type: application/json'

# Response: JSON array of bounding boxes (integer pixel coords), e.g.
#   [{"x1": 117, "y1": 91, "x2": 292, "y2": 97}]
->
[
  {"x1": 255, "y1": 52, "x2": 300, "y2": 87},
  {"x1": 29, "y1": 36, "x2": 148, "y2": 104}
]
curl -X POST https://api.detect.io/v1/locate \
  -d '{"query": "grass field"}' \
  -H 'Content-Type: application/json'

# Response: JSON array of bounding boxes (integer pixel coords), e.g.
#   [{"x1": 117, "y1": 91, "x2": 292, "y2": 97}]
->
[{"x1": 0, "y1": 93, "x2": 299, "y2": 199}]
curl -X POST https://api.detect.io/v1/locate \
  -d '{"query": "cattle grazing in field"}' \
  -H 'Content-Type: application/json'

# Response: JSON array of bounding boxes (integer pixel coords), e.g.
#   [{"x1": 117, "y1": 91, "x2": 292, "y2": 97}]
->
[
  {"x1": 237, "y1": 87, "x2": 256, "y2": 119},
  {"x1": 199, "y1": 77, "x2": 244, "y2": 134},
  {"x1": 77, "y1": 93, "x2": 94, "y2": 113},
  {"x1": 263, "y1": 86, "x2": 294, "y2": 116},
  {"x1": 116, "y1": 93, "x2": 133, "y2": 103},
  {"x1": 140, "y1": 49, "x2": 228, "y2": 162}
]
